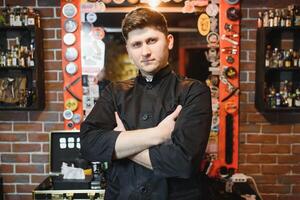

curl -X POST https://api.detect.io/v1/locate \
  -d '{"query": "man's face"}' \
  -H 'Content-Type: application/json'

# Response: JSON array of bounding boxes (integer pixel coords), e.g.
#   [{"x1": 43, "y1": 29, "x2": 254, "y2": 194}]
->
[{"x1": 126, "y1": 27, "x2": 174, "y2": 76}]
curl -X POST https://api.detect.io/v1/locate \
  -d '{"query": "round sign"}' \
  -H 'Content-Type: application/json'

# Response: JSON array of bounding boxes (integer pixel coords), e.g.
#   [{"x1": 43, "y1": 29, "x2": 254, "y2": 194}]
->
[
  {"x1": 65, "y1": 62, "x2": 78, "y2": 75},
  {"x1": 62, "y1": 3, "x2": 77, "y2": 18},
  {"x1": 65, "y1": 98, "x2": 78, "y2": 111},
  {"x1": 63, "y1": 109, "x2": 73, "y2": 120},
  {"x1": 72, "y1": 113, "x2": 82, "y2": 124},
  {"x1": 225, "y1": 0, "x2": 240, "y2": 5},
  {"x1": 64, "y1": 19, "x2": 78, "y2": 33},
  {"x1": 86, "y1": 12, "x2": 97, "y2": 24},
  {"x1": 92, "y1": 27, "x2": 105, "y2": 40},
  {"x1": 206, "y1": 3, "x2": 219, "y2": 17},
  {"x1": 63, "y1": 33, "x2": 76, "y2": 46},
  {"x1": 197, "y1": 13, "x2": 210, "y2": 36},
  {"x1": 65, "y1": 47, "x2": 78, "y2": 62}
]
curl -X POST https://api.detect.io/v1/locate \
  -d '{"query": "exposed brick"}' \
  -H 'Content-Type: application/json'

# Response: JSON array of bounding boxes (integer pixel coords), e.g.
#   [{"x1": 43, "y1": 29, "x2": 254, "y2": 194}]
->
[
  {"x1": 252, "y1": 175, "x2": 277, "y2": 184},
  {"x1": 279, "y1": 175, "x2": 300, "y2": 184},
  {"x1": 261, "y1": 145, "x2": 290, "y2": 154},
  {"x1": 56, "y1": 8, "x2": 61, "y2": 18},
  {"x1": 248, "y1": 113, "x2": 277, "y2": 123},
  {"x1": 0, "y1": 112, "x2": 28, "y2": 121},
  {"x1": 240, "y1": 82, "x2": 255, "y2": 91},
  {"x1": 239, "y1": 144, "x2": 260, "y2": 153},
  {"x1": 4, "y1": 0, "x2": 35, "y2": 6},
  {"x1": 292, "y1": 185, "x2": 300, "y2": 193},
  {"x1": 28, "y1": 133, "x2": 49, "y2": 142},
  {"x1": 1, "y1": 154, "x2": 30, "y2": 163},
  {"x1": 240, "y1": 124, "x2": 261, "y2": 134},
  {"x1": 278, "y1": 195, "x2": 300, "y2": 200},
  {"x1": 55, "y1": 50, "x2": 62, "y2": 60},
  {"x1": 261, "y1": 194, "x2": 277, "y2": 200},
  {"x1": 294, "y1": 125, "x2": 300, "y2": 133},
  {"x1": 43, "y1": 144, "x2": 49, "y2": 152},
  {"x1": 279, "y1": 135, "x2": 300, "y2": 144},
  {"x1": 16, "y1": 165, "x2": 44, "y2": 173},
  {"x1": 31, "y1": 175, "x2": 48, "y2": 183},
  {"x1": 14, "y1": 123, "x2": 42, "y2": 132},
  {"x1": 0, "y1": 164, "x2": 14, "y2": 173},
  {"x1": 238, "y1": 164, "x2": 260, "y2": 174},
  {"x1": 43, "y1": 50, "x2": 55, "y2": 60},
  {"x1": 262, "y1": 165, "x2": 291, "y2": 175},
  {"x1": 240, "y1": 61, "x2": 255, "y2": 70},
  {"x1": 239, "y1": 104, "x2": 258, "y2": 113},
  {"x1": 44, "y1": 60, "x2": 62, "y2": 70},
  {"x1": 43, "y1": 29, "x2": 55, "y2": 39},
  {"x1": 259, "y1": 184, "x2": 291, "y2": 194},
  {"x1": 241, "y1": 40, "x2": 256, "y2": 51},
  {"x1": 45, "y1": 82, "x2": 63, "y2": 91},
  {"x1": 292, "y1": 166, "x2": 300, "y2": 174},
  {"x1": 262, "y1": 125, "x2": 292, "y2": 134},
  {"x1": 37, "y1": 8, "x2": 55, "y2": 18},
  {"x1": 45, "y1": 91, "x2": 58, "y2": 101},
  {"x1": 249, "y1": 30, "x2": 257, "y2": 40},
  {"x1": 43, "y1": 39, "x2": 61, "y2": 49},
  {"x1": 56, "y1": 29, "x2": 61, "y2": 39},
  {"x1": 240, "y1": 19, "x2": 257, "y2": 29},
  {"x1": 37, "y1": 0, "x2": 60, "y2": 6},
  {"x1": 12, "y1": 144, "x2": 41, "y2": 152},
  {"x1": 5, "y1": 194, "x2": 32, "y2": 200},
  {"x1": 44, "y1": 102, "x2": 63, "y2": 111},
  {"x1": 41, "y1": 19, "x2": 61, "y2": 28},
  {"x1": 0, "y1": 144, "x2": 11, "y2": 152},
  {"x1": 3, "y1": 185, "x2": 15, "y2": 193},
  {"x1": 293, "y1": 145, "x2": 300, "y2": 154},
  {"x1": 2, "y1": 175, "x2": 29, "y2": 183},
  {"x1": 0, "y1": 123, "x2": 12, "y2": 131},
  {"x1": 0, "y1": 133, "x2": 26, "y2": 142},
  {"x1": 29, "y1": 112, "x2": 59, "y2": 122},
  {"x1": 45, "y1": 71, "x2": 58, "y2": 81},
  {"x1": 16, "y1": 184, "x2": 37, "y2": 193},
  {"x1": 247, "y1": 155, "x2": 276, "y2": 163},
  {"x1": 31, "y1": 154, "x2": 49, "y2": 163},
  {"x1": 278, "y1": 155, "x2": 300, "y2": 164},
  {"x1": 44, "y1": 122, "x2": 64, "y2": 132},
  {"x1": 247, "y1": 134, "x2": 277, "y2": 144}
]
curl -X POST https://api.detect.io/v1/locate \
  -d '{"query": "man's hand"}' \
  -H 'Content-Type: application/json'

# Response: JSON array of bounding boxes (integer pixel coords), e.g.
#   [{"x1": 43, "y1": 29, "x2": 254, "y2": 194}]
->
[
  {"x1": 155, "y1": 105, "x2": 182, "y2": 143},
  {"x1": 114, "y1": 112, "x2": 126, "y2": 132}
]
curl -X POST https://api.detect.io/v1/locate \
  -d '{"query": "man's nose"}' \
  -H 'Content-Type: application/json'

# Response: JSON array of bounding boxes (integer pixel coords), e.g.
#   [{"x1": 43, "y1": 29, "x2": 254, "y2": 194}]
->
[{"x1": 141, "y1": 44, "x2": 151, "y2": 57}]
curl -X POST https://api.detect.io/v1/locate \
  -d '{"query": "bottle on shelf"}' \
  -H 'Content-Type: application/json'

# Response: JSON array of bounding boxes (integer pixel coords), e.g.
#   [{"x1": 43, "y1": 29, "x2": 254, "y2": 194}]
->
[
  {"x1": 269, "y1": 9, "x2": 274, "y2": 27},
  {"x1": 263, "y1": 11, "x2": 269, "y2": 27},
  {"x1": 293, "y1": 50, "x2": 298, "y2": 68},
  {"x1": 257, "y1": 11, "x2": 263, "y2": 28},
  {"x1": 265, "y1": 45, "x2": 272, "y2": 67},
  {"x1": 274, "y1": 9, "x2": 281, "y2": 27},
  {"x1": 284, "y1": 49, "x2": 292, "y2": 68},
  {"x1": 295, "y1": 89, "x2": 300, "y2": 107},
  {"x1": 278, "y1": 49, "x2": 284, "y2": 68},
  {"x1": 271, "y1": 48, "x2": 279, "y2": 68}
]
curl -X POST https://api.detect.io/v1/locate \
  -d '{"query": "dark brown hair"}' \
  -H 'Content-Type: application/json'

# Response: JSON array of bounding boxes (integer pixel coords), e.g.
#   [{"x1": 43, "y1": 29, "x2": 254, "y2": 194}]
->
[{"x1": 121, "y1": 7, "x2": 168, "y2": 40}]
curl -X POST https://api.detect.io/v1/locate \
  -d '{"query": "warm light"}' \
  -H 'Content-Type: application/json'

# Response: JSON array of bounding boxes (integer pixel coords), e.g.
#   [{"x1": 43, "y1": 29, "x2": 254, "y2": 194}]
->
[{"x1": 148, "y1": 0, "x2": 161, "y2": 8}]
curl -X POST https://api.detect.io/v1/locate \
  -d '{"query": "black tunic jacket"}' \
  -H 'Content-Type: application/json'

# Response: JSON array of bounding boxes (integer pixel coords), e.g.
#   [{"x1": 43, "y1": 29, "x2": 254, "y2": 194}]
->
[{"x1": 80, "y1": 66, "x2": 212, "y2": 200}]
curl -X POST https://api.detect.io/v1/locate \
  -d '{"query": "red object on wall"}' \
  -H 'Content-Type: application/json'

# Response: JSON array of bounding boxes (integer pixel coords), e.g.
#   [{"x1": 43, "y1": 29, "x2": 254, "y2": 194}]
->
[{"x1": 61, "y1": 0, "x2": 83, "y2": 130}]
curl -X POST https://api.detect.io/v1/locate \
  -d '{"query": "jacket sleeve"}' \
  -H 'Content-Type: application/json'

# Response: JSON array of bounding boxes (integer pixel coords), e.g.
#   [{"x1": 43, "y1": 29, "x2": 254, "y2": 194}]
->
[
  {"x1": 149, "y1": 82, "x2": 212, "y2": 178},
  {"x1": 80, "y1": 84, "x2": 121, "y2": 163}
]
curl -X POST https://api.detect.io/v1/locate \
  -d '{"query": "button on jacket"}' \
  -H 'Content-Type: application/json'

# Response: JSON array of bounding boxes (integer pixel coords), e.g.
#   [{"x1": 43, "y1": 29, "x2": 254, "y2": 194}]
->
[{"x1": 80, "y1": 65, "x2": 212, "y2": 200}]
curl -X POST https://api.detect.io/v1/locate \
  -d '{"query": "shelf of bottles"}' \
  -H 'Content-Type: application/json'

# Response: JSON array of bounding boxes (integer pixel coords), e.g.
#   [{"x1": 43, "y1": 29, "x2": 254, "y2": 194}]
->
[
  {"x1": 257, "y1": 4, "x2": 300, "y2": 28},
  {"x1": 0, "y1": 37, "x2": 35, "y2": 69},
  {"x1": 263, "y1": 46, "x2": 300, "y2": 111},
  {"x1": 0, "y1": 6, "x2": 40, "y2": 28}
]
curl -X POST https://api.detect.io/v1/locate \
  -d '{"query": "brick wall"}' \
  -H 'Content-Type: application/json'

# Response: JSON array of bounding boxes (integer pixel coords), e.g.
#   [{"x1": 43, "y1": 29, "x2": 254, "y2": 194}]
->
[
  {"x1": 0, "y1": 0, "x2": 62, "y2": 200},
  {"x1": 0, "y1": 0, "x2": 300, "y2": 200},
  {"x1": 240, "y1": 1, "x2": 300, "y2": 200}
]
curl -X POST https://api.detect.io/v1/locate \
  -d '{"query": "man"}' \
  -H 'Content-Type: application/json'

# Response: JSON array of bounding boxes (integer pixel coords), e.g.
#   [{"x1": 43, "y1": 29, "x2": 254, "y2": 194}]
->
[{"x1": 80, "y1": 7, "x2": 212, "y2": 200}]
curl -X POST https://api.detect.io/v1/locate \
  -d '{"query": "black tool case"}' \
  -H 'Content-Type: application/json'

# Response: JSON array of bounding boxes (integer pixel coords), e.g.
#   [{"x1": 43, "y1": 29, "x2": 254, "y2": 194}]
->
[{"x1": 32, "y1": 130, "x2": 105, "y2": 200}]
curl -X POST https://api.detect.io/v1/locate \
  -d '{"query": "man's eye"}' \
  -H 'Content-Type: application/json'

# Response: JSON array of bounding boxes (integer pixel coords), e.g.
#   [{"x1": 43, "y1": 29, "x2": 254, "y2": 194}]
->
[
  {"x1": 132, "y1": 43, "x2": 141, "y2": 48},
  {"x1": 148, "y1": 38, "x2": 157, "y2": 44}
]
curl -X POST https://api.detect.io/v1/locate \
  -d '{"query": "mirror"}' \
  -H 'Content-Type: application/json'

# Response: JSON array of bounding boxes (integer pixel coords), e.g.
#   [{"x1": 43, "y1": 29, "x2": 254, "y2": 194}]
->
[{"x1": 79, "y1": 3, "x2": 214, "y2": 83}]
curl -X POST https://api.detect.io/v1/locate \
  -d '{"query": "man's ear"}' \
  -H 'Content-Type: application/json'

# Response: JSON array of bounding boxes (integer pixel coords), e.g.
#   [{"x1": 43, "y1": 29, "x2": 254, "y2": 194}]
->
[{"x1": 167, "y1": 34, "x2": 174, "y2": 50}]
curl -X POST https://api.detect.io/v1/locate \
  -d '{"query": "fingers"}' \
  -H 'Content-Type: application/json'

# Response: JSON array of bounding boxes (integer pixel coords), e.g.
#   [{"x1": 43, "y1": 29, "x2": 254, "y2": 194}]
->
[
  {"x1": 168, "y1": 105, "x2": 182, "y2": 120},
  {"x1": 114, "y1": 112, "x2": 122, "y2": 124},
  {"x1": 114, "y1": 112, "x2": 126, "y2": 131}
]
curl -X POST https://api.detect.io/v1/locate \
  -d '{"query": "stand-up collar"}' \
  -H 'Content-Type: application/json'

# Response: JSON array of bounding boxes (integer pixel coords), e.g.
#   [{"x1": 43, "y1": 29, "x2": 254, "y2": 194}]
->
[{"x1": 136, "y1": 65, "x2": 172, "y2": 85}]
